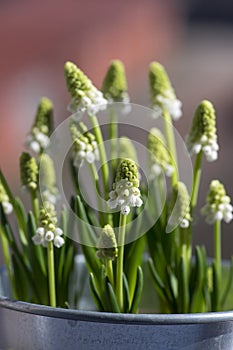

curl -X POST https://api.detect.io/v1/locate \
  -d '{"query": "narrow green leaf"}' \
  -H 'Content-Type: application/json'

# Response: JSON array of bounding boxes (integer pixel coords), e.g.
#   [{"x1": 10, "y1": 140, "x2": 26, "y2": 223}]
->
[
  {"x1": 122, "y1": 273, "x2": 130, "y2": 313},
  {"x1": 89, "y1": 273, "x2": 104, "y2": 311},
  {"x1": 177, "y1": 256, "x2": 189, "y2": 313},
  {"x1": 130, "y1": 266, "x2": 143, "y2": 313},
  {"x1": 104, "y1": 278, "x2": 120, "y2": 313}
]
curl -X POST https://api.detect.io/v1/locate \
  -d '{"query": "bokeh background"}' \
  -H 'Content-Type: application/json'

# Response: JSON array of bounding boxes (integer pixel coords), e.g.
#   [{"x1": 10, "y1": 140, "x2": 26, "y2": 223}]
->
[{"x1": 1, "y1": 0, "x2": 233, "y2": 262}]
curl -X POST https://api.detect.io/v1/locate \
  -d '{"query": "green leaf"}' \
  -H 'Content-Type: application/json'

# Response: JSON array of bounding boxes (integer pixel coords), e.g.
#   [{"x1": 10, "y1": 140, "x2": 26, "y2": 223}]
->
[
  {"x1": 104, "y1": 277, "x2": 120, "y2": 313},
  {"x1": 122, "y1": 273, "x2": 130, "y2": 313},
  {"x1": 177, "y1": 256, "x2": 189, "y2": 313},
  {"x1": 130, "y1": 266, "x2": 143, "y2": 313},
  {"x1": 221, "y1": 256, "x2": 233, "y2": 309},
  {"x1": 89, "y1": 273, "x2": 104, "y2": 311},
  {"x1": 190, "y1": 246, "x2": 208, "y2": 313},
  {"x1": 148, "y1": 258, "x2": 168, "y2": 304}
]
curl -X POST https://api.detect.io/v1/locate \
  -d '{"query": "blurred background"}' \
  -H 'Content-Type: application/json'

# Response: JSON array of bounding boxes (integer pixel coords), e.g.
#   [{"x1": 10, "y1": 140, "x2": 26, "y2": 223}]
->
[{"x1": 1, "y1": 0, "x2": 233, "y2": 261}]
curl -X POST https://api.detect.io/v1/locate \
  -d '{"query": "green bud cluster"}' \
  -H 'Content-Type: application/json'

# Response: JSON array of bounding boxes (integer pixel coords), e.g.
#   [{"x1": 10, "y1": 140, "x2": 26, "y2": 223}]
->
[
  {"x1": 33, "y1": 97, "x2": 53, "y2": 135},
  {"x1": 0, "y1": 182, "x2": 13, "y2": 214},
  {"x1": 118, "y1": 137, "x2": 138, "y2": 163},
  {"x1": 149, "y1": 62, "x2": 176, "y2": 106},
  {"x1": 114, "y1": 159, "x2": 139, "y2": 189},
  {"x1": 39, "y1": 154, "x2": 58, "y2": 204},
  {"x1": 201, "y1": 180, "x2": 233, "y2": 224},
  {"x1": 64, "y1": 61, "x2": 92, "y2": 99},
  {"x1": 102, "y1": 60, "x2": 128, "y2": 101},
  {"x1": 20, "y1": 152, "x2": 38, "y2": 190},
  {"x1": 96, "y1": 224, "x2": 118, "y2": 260},
  {"x1": 39, "y1": 201, "x2": 58, "y2": 230},
  {"x1": 186, "y1": 100, "x2": 218, "y2": 161},
  {"x1": 148, "y1": 128, "x2": 173, "y2": 177},
  {"x1": 169, "y1": 181, "x2": 191, "y2": 228}
]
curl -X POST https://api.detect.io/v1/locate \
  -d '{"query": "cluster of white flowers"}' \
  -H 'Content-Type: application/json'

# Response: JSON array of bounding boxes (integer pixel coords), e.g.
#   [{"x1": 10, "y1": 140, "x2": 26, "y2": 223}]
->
[
  {"x1": 68, "y1": 88, "x2": 107, "y2": 120},
  {"x1": 201, "y1": 180, "x2": 233, "y2": 224},
  {"x1": 188, "y1": 134, "x2": 218, "y2": 162},
  {"x1": 32, "y1": 226, "x2": 65, "y2": 248},
  {"x1": 153, "y1": 92, "x2": 182, "y2": 121},
  {"x1": 26, "y1": 127, "x2": 50, "y2": 154},
  {"x1": 108, "y1": 179, "x2": 143, "y2": 215},
  {"x1": 72, "y1": 134, "x2": 99, "y2": 168}
]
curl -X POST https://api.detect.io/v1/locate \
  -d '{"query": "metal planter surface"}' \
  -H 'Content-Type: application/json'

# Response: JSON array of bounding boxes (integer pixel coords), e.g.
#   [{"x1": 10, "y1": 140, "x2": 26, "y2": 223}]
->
[{"x1": 1, "y1": 267, "x2": 233, "y2": 349}]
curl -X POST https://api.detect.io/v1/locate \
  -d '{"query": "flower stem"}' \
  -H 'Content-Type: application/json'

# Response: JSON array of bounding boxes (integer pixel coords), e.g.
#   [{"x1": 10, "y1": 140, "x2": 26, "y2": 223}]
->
[
  {"x1": 116, "y1": 213, "x2": 127, "y2": 311},
  {"x1": 162, "y1": 109, "x2": 178, "y2": 187},
  {"x1": 214, "y1": 220, "x2": 221, "y2": 281},
  {"x1": 30, "y1": 189, "x2": 39, "y2": 224},
  {"x1": 109, "y1": 108, "x2": 118, "y2": 171},
  {"x1": 190, "y1": 151, "x2": 203, "y2": 213},
  {"x1": 105, "y1": 258, "x2": 114, "y2": 286},
  {"x1": 89, "y1": 163, "x2": 104, "y2": 225},
  {"x1": 47, "y1": 241, "x2": 56, "y2": 307},
  {"x1": 89, "y1": 115, "x2": 109, "y2": 198}
]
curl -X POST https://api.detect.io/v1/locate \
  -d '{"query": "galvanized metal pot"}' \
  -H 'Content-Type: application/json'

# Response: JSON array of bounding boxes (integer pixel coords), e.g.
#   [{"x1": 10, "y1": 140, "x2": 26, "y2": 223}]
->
[{"x1": 1, "y1": 263, "x2": 233, "y2": 350}]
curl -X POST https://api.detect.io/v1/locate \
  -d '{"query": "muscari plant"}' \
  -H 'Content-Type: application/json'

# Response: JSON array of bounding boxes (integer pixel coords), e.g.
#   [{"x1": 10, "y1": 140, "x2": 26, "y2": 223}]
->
[{"x1": 0, "y1": 60, "x2": 233, "y2": 314}]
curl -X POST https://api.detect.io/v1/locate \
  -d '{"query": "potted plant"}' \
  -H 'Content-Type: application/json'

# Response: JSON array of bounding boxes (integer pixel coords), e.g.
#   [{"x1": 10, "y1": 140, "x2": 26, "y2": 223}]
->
[{"x1": 1, "y1": 60, "x2": 233, "y2": 350}]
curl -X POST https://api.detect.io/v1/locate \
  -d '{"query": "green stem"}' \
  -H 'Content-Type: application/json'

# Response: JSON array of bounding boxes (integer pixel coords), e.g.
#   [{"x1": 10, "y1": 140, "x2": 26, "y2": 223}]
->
[
  {"x1": 109, "y1": 109, "x2": 118, "y2": 171},
  {"x1": 30, "y1": 189, "x2": 39, "y2": 224},
  {"x1": 47, "y1": 241, "x2": 56, "y2": 307},
  {"x1": 162, "y1": 109, "x2": 178, "y2": 187},
  {"x1": 190, "y1": 151, "x2": 203, "y2": 213},
  {"x1": 105, "y1": 258, "x2": 114, "y2": 286},
  {"x1": 89, "y1": 115, "x2": 109, "y2": 199},
  {"x1": 0, "y1": 226, "x2": 16, "y2": 298},
  {"x1": 116, "y1": 213, "x2": 127, "y2": 311},
  {"x1": 214, "y1": 220, "x2": 221, "y2": 281},
  {"x1": 89, "y1": 163, "x2": 104, "y2": 224}
]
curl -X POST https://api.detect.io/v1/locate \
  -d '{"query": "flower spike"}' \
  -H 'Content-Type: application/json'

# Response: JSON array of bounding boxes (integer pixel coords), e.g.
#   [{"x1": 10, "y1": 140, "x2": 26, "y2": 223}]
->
[
  {"x1": 70, "y1": 121, "x2": 99, "y2": 167},
  {"x1": 102, "y1": 60, "x2": 130, "y2": 113},
  {"x1": 64, "y1": 61, "x2": 107, "y2": 118},
  {"x1": 20, "y1": 152, "x2": 38, "y2": 190},
  {"x1": 149, "y1": 62, "x2": 182, "y2": 120},
  {"x1": 148, "y1": 128, "x2": 174, "y2": 178},
  {"x1": 0, "y1": 182, "x2": 13, "y2": 215},
  {"x1": 169, "y1": 181, "x2": 192, "y2": 229},
  {"x1": 108, "y1": 159, "x2": 143, "y2": 215},
  {"x1": 26, "y1": 97, "x2": 53, "y2": 154},
  {"x1": 96, "y1": 224, "x2": 118, "y2": 260},
  {"x1": 39, "y1": 154, "x2": 58, "y2": 204},
  {"x1": 201, "y1": 180, "x2": 233, "y2": 224},
  {"x1": 32, "y1": 201, "x2": 65, "y2": 248},
  {"x1": 186, "y1": 100, "x2": 219, "y2": 162}
]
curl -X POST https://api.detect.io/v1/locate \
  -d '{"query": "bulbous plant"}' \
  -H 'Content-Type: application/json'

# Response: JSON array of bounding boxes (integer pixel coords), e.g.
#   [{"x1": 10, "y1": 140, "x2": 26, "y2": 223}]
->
[{"x1": 0, "y1": 60, "x2": 233, "y2": 315}]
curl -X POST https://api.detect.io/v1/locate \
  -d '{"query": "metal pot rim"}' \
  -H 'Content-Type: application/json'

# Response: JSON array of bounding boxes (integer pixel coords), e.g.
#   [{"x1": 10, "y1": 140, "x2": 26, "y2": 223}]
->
[{"x1": 1, "y1": 296, "x2": 233, "y2": 325}]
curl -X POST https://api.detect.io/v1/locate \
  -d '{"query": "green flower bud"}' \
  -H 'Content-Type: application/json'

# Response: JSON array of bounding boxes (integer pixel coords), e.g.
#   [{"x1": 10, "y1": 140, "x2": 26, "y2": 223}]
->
[
  {"x1": 26, "y1": 97, "x2": 53, "y2": 153},
  {"x1": 149, "y1": 62, "x2": 182, "y2": 120},
  {"x1": 20, "y1": 152, "x2": 38, "y2": 190},
  {"x1": 64, "y1": 61, "x2": 107, "y2": 117},
  {"x1": 148, "y1": 128, "x2": 173, "y2": 177},
  {"x1": 186, "y1": 100, "x2": 218, "y2": 162},
  {"x1": 96, "y1": 224, "x2": 118, "y2": 260},
  {"x1": 0, "y1": 182, "x2": 13, "y2": 215},
  {"x1": 33, "y1": 97, "x2": 53, "y2": 135},
  {"x1": 39, "y1": 154, "x2": 58, "y2": 204},
  {"x1": 70, "y1": 121, "x2": 99, "y2": 167},
  {"x1": 64, "y1": 61, "x2": 92, "y2": 99},
  {"x1": 39, "y1": 201, "x2": 58, "y2": 228},
  {"x1": 118, "y1": 137, "x2": 138, "y2": 163},
  {"x1": 201, "y1": 180, "x2": 233, "y2": 224},
  {"x1": 102, "y1": 60, "x2": 128, "y2": 102},
  {"x1": 108, "y1": 159, "x2": 143, "y2": 215},
  {"x1": 169, "y1": 181, "x2": 191, "y2": 229},
  {"x1": 115, "y1": 159, "x2": 139, "y2": 188}
]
